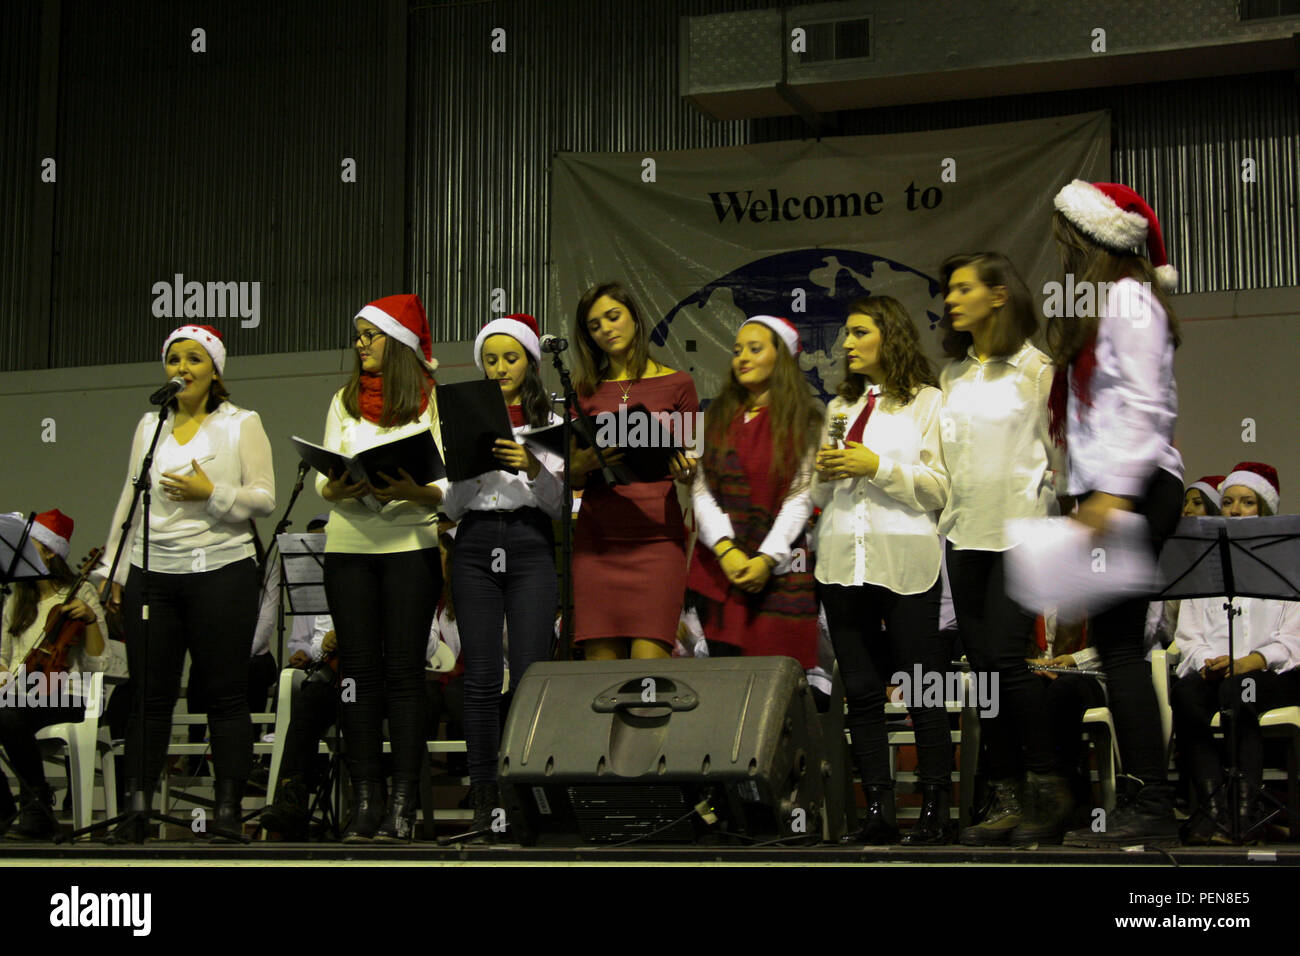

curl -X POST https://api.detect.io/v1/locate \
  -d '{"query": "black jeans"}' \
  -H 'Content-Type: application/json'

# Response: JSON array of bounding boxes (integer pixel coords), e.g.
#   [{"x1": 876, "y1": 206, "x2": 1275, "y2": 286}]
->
[
  {"x1": 123, "y1": 558, "x2": 259, "y2": 783},
  {"x1": 1045, "y1": 672, "x2": 1108, "y2": 797},
  {"x1": 1172, "y1": 669, "x2": 1300, "y2": 790},
  {"x1": 819, "y1": 578, "x2": 952, "y2": 789},
  {"x1": 0, "y1": 688, "x2": 84, "y2": 795},
  {"x1": 1080, "y1": 468, "x2": 1183, "y2": 783},
  {"x1": 324, "y1": 548, "x2": 441, "y2": 784},
  {"x1": 450, "y1": 509, "x2": 557, "y2": 785},
  {"x1": 945, "y1": 544, "x2": 1051, "y2": 776},
  {"x1": 280, "y1": 678, "x2": 339, "y2": 782}
]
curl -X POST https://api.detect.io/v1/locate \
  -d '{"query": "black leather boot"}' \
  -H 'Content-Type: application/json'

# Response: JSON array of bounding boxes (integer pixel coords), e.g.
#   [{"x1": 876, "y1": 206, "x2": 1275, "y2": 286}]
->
[
  {"x1": 1064, "y1": 776, "x2": 1179, "y2": 848},
  {"x1": 210, "y1": 778, "x2": 246, "y2": 842},
  {"x1": 961, "y1": 778, "x2": 1022, "y2": 846},
  {"x1": 839, "y1": 786, "x2": 899, "y2": 845},
  {"x1": 1183, "y1": 779, "x2": 1227, "y2": 846},
  {"x1": 260, "y1": 773, "x2": 310, "y2": 841},
  {"x1": 342, "y1": 780, "x2": 386, "y2": 843},
  {"x1": 1214, "y1": 777, "x2": 1261, "y2": 846},
  {"x1": 466, "y1": 781, "x2": 501, "y2": 844},
  {"x1": 5, "y1": 782, "x2": 55, "y2": 841},
  {"x1": 901, "y1": 785, "x2": 951, "y2": 846},
  {"x1": 374, "y1": 779, "x2": 418, "y2": 843},
  {"x1": 1010, "y1": 771, "x2": 1075, "y2": 846}
]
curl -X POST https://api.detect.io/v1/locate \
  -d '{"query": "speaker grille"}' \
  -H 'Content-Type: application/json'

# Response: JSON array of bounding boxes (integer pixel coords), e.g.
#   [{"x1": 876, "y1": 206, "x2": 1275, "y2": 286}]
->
[{"x1": 568, "y1": 785, "x2": 695, "y2": 842}]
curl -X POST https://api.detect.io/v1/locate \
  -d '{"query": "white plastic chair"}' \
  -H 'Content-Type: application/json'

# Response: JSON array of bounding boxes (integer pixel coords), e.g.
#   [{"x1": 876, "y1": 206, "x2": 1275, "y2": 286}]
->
[{"x1": 35, "y1": 671, "x2": 107, "y2": 831}]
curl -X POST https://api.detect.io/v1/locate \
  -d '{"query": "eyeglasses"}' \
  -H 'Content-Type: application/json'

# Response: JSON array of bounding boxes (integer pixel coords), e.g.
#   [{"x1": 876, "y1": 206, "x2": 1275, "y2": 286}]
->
[{"x1": 355, "y1": 330, "x2": 386, "y2": 347}]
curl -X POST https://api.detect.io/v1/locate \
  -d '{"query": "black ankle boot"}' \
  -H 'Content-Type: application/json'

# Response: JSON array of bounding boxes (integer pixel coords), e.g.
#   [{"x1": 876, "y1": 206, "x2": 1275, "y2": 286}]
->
[
  {"x1": 1064, "y1": 777, "x2": 1179, "y2": 848},
  {"x1": 342, "y1": 780, "x2": 386, "y2": 843},
  {"x1": 1010, "y1": 772, "x2": 1075, "y2": 846},
  {"x1": 840, "y1": 786, "x2": 899, "y2": 845},
  {"x1": 261, "y1": 773, "x2": 309, "y2": 841},
  {"x1": 961, "y1": 778, "x2": 1022, "y2": 846},
  {"x1": 210, "y1": 779, "x2": 245, "y2": 842},
  {"x1": 1184, "y1": 779, "x2": 1227, "y2": 845},
  {"x1": 901, "y1": 785, "x2": 951, "y2": 846},
  {"x1": 374, "y1": 779, "x2": 418, "y2": 843},
  {"x1": 466, "y1": 781, "x2": 501, "y2": 844},
  {"x1": 5, "y1": 783, "x2": 55, "y2": 841},
  {"x1": 1215, "y1": 777, "x2": 1261, "y2": 846}
]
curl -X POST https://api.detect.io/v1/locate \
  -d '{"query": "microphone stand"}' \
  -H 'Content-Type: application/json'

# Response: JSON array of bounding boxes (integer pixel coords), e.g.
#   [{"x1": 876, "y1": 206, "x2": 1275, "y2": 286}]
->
[
  {"x1": 271, "y1": 461, "x2": 311, "y2": 668},
  {"x1": 72, "y1": 400, "x2": 198, "y2": 843}
]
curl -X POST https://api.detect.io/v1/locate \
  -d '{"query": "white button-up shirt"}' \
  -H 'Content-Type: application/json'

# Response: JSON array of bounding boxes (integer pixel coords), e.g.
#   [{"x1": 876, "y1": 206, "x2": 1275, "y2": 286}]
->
[
  {"x1": 1066, "y1": 278, "x2": 1183, "y2": 498},
  {"x1": 811, "y1": 385, "x2": 949, "y2": 594},
  {"x1": 440, "y1": 412, "x2": 565, "y2": 522},
  {"x1": 939, "y1": 341, "x2": 1064, "y2": 551},
  {"x1": 1174, "y1": 596, "x2": 1300, "y2": 678}
]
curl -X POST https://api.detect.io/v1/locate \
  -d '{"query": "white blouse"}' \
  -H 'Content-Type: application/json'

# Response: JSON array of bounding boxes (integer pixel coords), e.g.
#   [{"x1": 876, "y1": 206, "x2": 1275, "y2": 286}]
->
[
  {"x1": 939, "y1": 341, "x2": 1065, "y2": 551},
  {"x1": 1174, "y1": 596, "x2": 1300, "y2": 678},
  {"x1": 315, "y1": 390, "x2": 450, "y2": 555},
  {"x1": 101, "y1": 404, "x2": 276, "y2": 583},
  {"x1": 691, "y1": 436, "x2": 815, "y2": 576},
  {"x1": 1066, "y1": 278, "x2": 1183, "y2": 497},
  {"x1": 811, "y1": 385, "x2": 949, "y2": 594},
  {"x1": 1, "y1": 583, "x2": 112, "y2": 675},
  {"x1": 441, "y1": 412, "x2": 565, "y2": 522}
]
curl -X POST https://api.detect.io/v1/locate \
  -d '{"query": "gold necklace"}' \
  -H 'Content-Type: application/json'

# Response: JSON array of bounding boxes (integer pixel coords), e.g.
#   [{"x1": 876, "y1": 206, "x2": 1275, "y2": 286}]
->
[{"x1": 617, "y1": 378, "x2": 635, "y2": 403}]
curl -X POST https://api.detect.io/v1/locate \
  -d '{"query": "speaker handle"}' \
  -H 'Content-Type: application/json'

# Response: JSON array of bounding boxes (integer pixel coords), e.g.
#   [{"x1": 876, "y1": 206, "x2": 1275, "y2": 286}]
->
[{"x1": 591, "y1": 678, "x2": 699, "y2": 714}]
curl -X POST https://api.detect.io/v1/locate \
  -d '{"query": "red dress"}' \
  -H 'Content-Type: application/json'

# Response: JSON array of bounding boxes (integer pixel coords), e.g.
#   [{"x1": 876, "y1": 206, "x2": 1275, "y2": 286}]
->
[{"x1": 573, "y1": 371, "x2": 699, "y2": 645}]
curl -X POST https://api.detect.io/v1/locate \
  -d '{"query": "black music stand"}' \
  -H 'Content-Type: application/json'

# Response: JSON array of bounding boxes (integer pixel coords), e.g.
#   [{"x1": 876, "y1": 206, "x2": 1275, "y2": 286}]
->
[{"x1": 1156, "y1": 514, "x2": 1300, "y2": 843}]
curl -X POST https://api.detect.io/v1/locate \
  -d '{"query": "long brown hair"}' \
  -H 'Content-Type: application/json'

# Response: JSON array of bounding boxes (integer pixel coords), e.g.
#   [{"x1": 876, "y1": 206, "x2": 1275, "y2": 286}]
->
[
  {"x1": 341, "y1": 339, "x2": 433, "y2": 427},
  {"x1": 1047, "y1": 211, "x2": 1182, "y2": 365},
  {"x1": 704, "y1": 324, "x2": 822, "y2": 491},
  {"x1": 837, "y1": 296, "x2": 937, "y2": 406},
  {"x1": 573, "y1": 282, "x2": 658, "y2": 397},
  {"x1": 938, "y1": 252, "x2": 1037, "y2": 359},
  {"x1": 8, "y1": 552, "x2": 77, "y2": 639}
]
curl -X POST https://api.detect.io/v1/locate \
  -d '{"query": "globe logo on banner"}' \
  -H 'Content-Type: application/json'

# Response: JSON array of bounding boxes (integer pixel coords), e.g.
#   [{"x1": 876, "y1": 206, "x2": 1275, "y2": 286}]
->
[{"x1": 649, "y1": 248, "x2": 943, "y2": 402}]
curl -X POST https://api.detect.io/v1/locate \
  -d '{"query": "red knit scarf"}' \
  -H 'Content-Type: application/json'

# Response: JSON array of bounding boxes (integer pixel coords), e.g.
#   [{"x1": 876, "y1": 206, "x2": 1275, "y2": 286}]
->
[
  {"x1": 1047, "y1": 333, "x2": 1098, "y2": 448},
  {"x1": 358, "y1": 372, "x2": 430, "y2": 425}
]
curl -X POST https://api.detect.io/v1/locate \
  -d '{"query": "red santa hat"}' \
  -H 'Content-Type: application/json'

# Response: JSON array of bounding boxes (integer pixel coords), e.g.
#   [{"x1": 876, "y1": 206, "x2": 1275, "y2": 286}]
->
[
  {"x1": 30, "y1": 509, "x2": 74, "y2": 561},
  {"x1": 740, "y1": 315, "x2": 802, "y2": 355},
  {"x1": 473, "y1": 313, "x2": 541, "y2": 370},
  {"x1": 1053, "y1": 180, "x2": 1179, "y2": 293},
  {"x1": 1219, "y1": 462, "x2": 1280, "y2": 514},
  {"x1": 162, "y1": 325, "x2": 226, "y2": 376},
  {"x1": 1186, "y1": 475, "x2": 1226, "y2": 509},
  {"x1": 354, "y1": 295, "x2": 439, "y2": 373}
]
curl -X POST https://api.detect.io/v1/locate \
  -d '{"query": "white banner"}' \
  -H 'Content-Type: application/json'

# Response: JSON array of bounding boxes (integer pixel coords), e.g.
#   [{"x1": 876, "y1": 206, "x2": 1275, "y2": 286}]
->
[{"x1": 548, "y1": 111, "x2": 1109, "y2": 401}]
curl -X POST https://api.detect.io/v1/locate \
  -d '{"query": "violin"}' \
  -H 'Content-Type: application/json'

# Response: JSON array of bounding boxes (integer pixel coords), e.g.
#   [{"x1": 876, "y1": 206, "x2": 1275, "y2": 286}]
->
[{"x1": 21, "y1": 547, "x2": 105, "y2": 679}]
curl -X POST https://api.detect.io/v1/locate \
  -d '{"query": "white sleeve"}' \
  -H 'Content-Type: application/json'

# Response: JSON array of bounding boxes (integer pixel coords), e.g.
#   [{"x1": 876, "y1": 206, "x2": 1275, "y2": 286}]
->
[
  {"x1": 287, "y1": 613, "x2": 315, "y2": 658},
  {"x1": 1174, "y1": 599, "x2": 1214, "y2": 678},
  {"x1": 809, "y1": 408, "x2": 833, "y2": 511},
  {"x1": 98, "y1": 416, "x2": 150, "y2": 588},
  {"x1": 309, "y1": 614, "x2": 334, "y2": 661},
  {"x1": 757, "y1": 451, "x2": 815, "y2": 574},
  {"x1": 1254, "y1": 602, "x2": 1300, "y2": 673},
  {"x1": 249, "y1": 556, "x2": 280, "y2": 658},
  {"x1": 867, "y1": 390, "x2": 950, "y2": 513},
  {"x1": 527, "y1": 425, "x2": 566, "y2": 520},
  {"x1": 1033, "y1": 356, "x2": 1068, "y2": 497},
  {"x1": 206, "y1": 412, "x2": 276, "y2": 523},
  {"x1": 1095, "y1": 285, "x2": 1174, "y2": 499},
  {"x1": 72, "y1": 583, "x2": 111, "y2": 673},
  {"x1": 691, "y1": 467, "x2": 735, "y2": 550}
]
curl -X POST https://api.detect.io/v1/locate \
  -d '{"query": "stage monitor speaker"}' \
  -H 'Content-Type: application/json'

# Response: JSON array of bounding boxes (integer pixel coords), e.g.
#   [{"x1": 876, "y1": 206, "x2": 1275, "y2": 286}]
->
[{"x1": 498, "y1": 656, "x2": 836, "y2": 846}]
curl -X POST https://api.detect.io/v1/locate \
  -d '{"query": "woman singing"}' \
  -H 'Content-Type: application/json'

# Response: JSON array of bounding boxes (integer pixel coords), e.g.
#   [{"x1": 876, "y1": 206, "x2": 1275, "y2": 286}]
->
[
  {"x1": 571, "y1": 282, "x2": 699, "y2": 660},
  {"x1": 935, "y1": 252, "x2": 1069, "y2": 846},
  {"x1": 100, "y1": 325, "x2": 275, "y2": 842},
  {"x1": 1049, "y1": 180, "x2": 1184, "y2": 848},
  {"x1": 1, "y1": 510, "x2": 112, "y2": 840},
  {"x1": 318, "y1": 294, "x2": 447, "y2": 843},
  {"x1": 688, "y1": 316, "x2": 820, "y2": 667},
  {"x1": 813, "y1": 297, "x2": 953, "y2": 845},
  {"x1": 443, "y1": 314, "x2": 562, "y2": 839}
]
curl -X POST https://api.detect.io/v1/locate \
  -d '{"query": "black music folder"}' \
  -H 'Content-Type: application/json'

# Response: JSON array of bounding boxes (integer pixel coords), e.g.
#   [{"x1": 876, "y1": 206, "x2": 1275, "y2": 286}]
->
[{"x1": 436, "y1": 379, "x2": 518, "y2": 481}]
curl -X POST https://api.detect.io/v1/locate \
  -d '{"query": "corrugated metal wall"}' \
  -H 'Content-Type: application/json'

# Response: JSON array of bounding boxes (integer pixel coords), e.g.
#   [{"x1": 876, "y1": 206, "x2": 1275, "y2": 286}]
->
[
  {"x1": 43, "y1": 0, "x2": 398, "y2": 370},
  {"x1": 752, "y1": 73, "x2": 1300, "y2": 294},
  {"x1": 0, "y1": 0, "x2": 45, "y2": 371},
  {"x1": 3, "y1": 0, "x2": 1296, "y2": 371}
]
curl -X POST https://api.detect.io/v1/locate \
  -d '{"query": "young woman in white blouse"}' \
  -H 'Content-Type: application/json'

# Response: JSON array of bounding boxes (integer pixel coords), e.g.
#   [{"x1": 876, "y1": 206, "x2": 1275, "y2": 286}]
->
[
  {"x1": 813, "y1": 296, "x2": 953, "y2": 845},
  {"x1": 687, "y1": 316, "x2": 820, "y2": 667},
  {"x1": 100, "y1": 325, "x2": 275, "y2": 842},
  {"x1": 443, "y1": 314, "x2": 563, "y2": 840},
  {"x1": 0, "y1": 510, "x2": 111, "y2": 840},
  {"x1": 317, "y1": 295, "x2": 447, "y2": 843},
  {"x1": 1049, "y1": 181, "x2": 1184, "y2": 848},
  {"x1": 936, "y1": 252, "x2": 1071, "y2": 846},
  {"x1": 1173, "y1": 462, "x2": 1294, "y2": 844}
]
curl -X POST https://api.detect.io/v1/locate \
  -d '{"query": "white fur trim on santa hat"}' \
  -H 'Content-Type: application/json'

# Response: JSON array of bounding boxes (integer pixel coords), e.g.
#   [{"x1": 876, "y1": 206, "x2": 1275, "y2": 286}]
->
[
  {"x1": 28, "y1": 522, "x2": 70, "y2": 561},
  {"x1": 162, "y1": 326, "x2": 227, "y2": 376},
  {"x1": 355, "y1": 305, "x2": 420, "y2": 355},
  {"x1": 741, "y1": 315, "x2": 801, "y2": 355},
  {"x1": 474, "y1": 318, "x2": 541, "y2": 370},
  {"x1": 1054, "y1": 179, "x2": 1148, "y2": 252},
  {"x1": 1219, "y1": 470, "x2": 1280, "y2": 514},
  {"x1": 1186, "y1": 480, "x2": 1221, "y2": 509},
  {"x1": 1154, "y1": 264, "x2": 1179, "y2": 293}
]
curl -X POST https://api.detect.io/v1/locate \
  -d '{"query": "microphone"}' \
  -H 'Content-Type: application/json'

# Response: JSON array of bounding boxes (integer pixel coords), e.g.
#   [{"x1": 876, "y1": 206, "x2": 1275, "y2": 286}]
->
[
  {"x1": 540, "y1": 334, "x2": 568, "y2": 354},
  {"x1": 150, "y1": 377, "x2": 187, "y2": 406}
]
